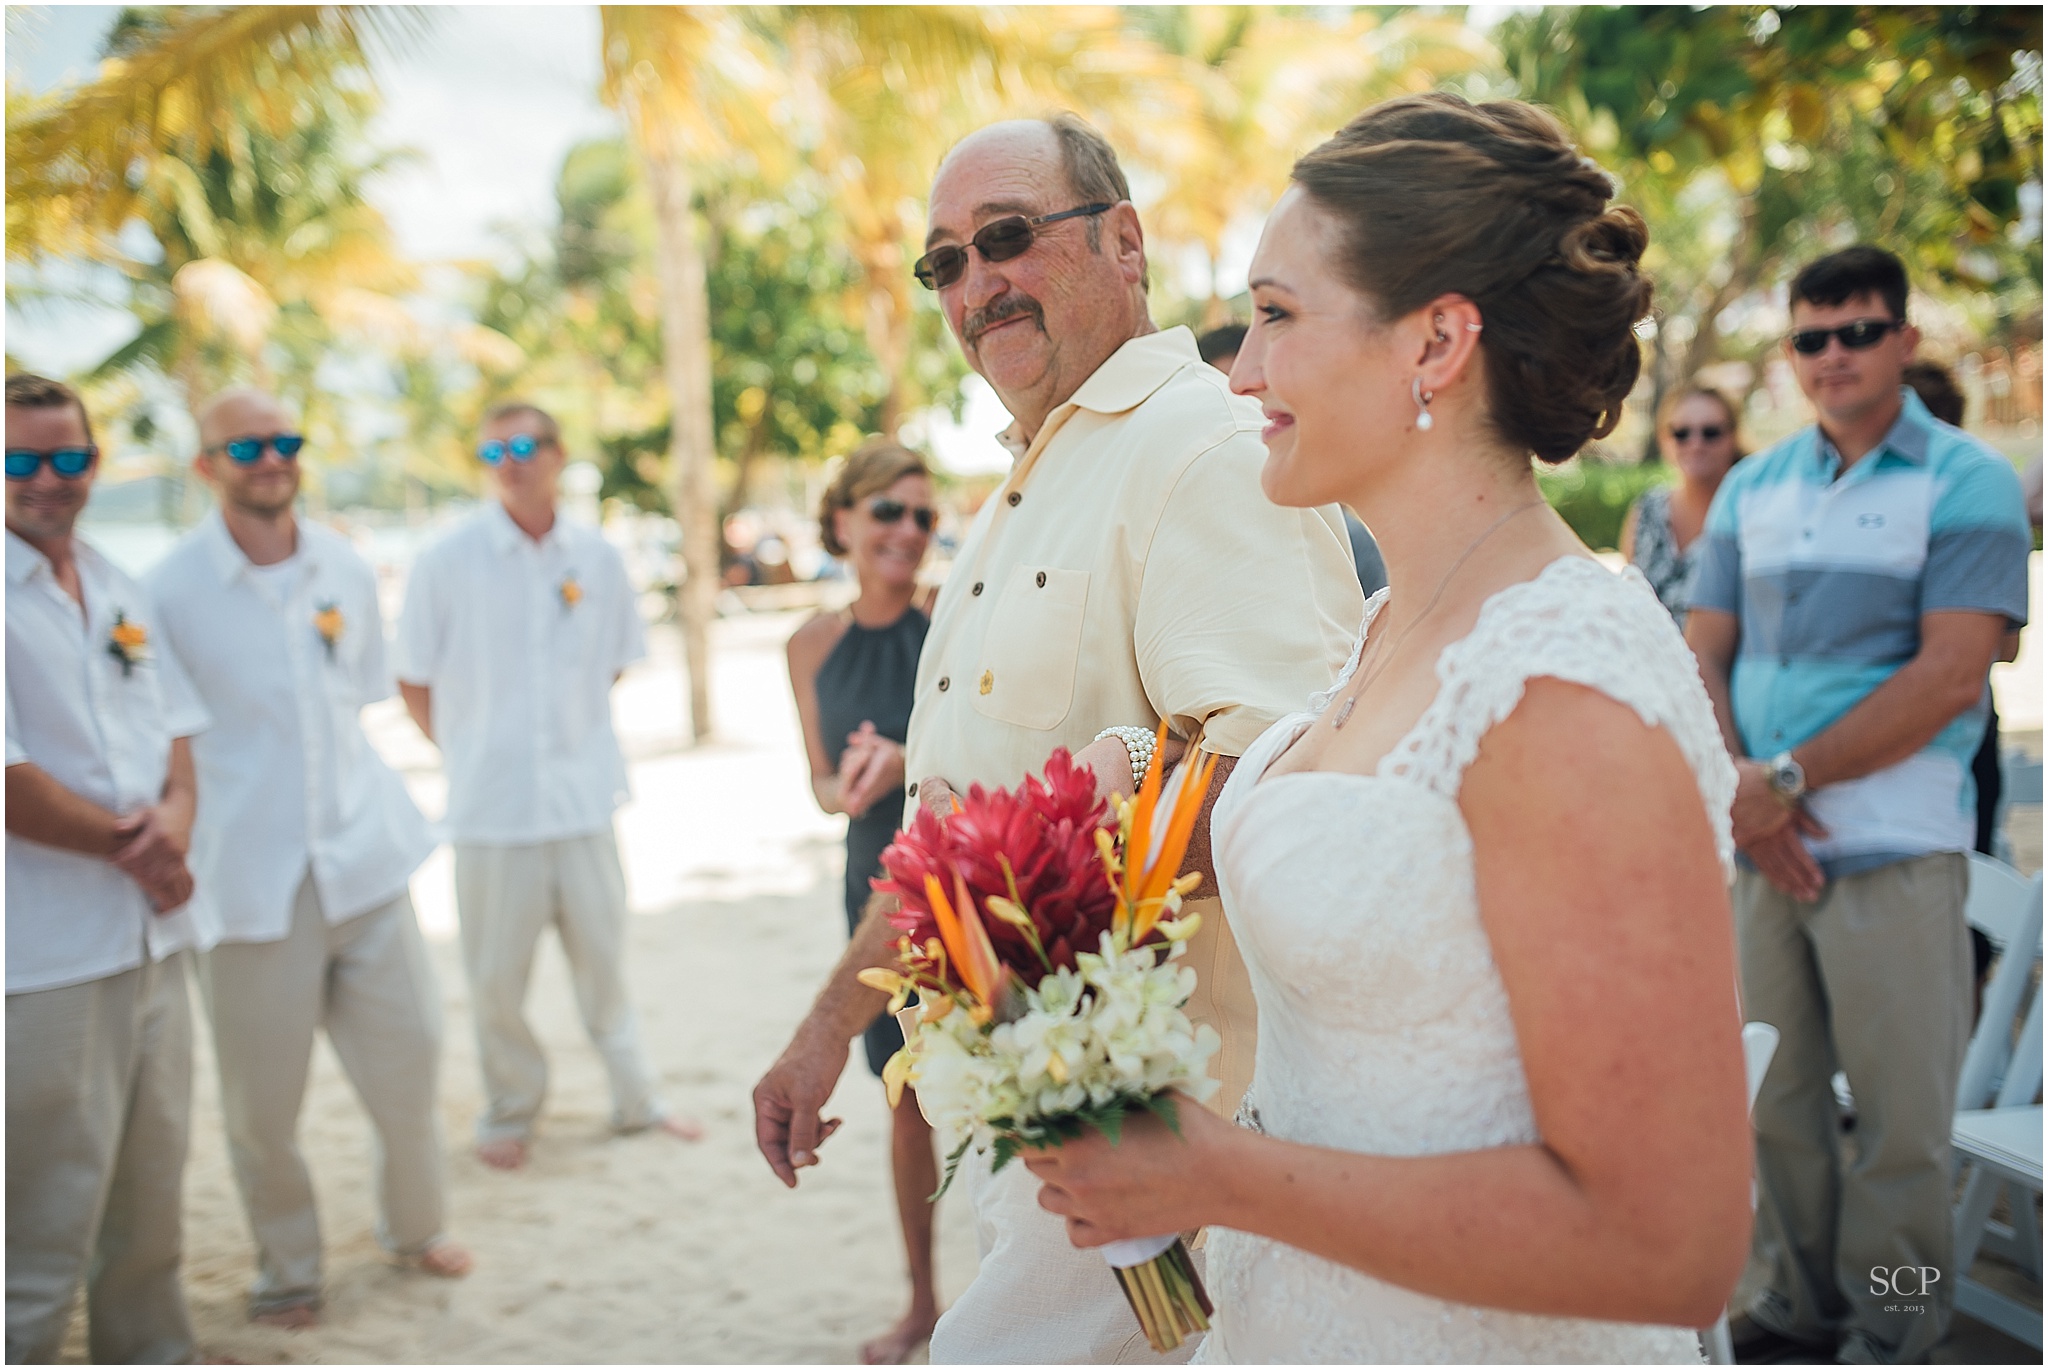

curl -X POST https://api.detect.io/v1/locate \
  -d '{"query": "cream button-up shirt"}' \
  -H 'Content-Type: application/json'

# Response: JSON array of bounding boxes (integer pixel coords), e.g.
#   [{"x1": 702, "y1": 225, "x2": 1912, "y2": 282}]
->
[
  {"x1": 6, "y1": 531, "x2": 211, "y2": 994},
  {"x1": 393, "y1": 502, "x2": 646, "y2": 846},
  {"x1": 904, "y1": 325, "x2": 1365, "y2": 1107},
  {"x1": 147, "y1": 514, "x2": 435, "y2": 945}
]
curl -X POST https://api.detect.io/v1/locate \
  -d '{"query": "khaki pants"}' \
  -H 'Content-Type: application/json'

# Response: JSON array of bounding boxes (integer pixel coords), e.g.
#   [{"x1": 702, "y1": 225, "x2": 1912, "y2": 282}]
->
[
  {"x1": 196, "y1": 879, "x2": 447, "y2": 1315},
  {"x1": 1737, "y1": 852, "x2": 1970, "y2": 1363},
  {"x1": 6, "y1": 954, "x2": 195, "y2": 1364},
  {"x1": 453, "y1": 832, "x2": 662, "y2": 1144}
]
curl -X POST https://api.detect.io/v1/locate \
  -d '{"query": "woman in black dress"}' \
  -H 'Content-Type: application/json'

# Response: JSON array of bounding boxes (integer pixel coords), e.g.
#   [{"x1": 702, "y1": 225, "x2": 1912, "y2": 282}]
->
[{"x1": 785, "y1": 440, "x2": 937, "y2": 1363}]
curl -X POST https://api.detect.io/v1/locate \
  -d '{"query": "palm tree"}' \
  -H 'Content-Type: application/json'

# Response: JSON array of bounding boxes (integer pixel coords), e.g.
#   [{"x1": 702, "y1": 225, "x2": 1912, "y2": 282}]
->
[{"x1": 1128, "y1": 7, "x2": 1492, "y2": 326}]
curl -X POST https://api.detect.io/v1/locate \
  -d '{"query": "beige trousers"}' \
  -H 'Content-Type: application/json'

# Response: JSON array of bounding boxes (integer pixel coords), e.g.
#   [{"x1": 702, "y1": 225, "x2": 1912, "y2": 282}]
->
[
  {"x1": 196, "y1": 878, "x2": 447, "y2": 1315},
  {"x1": 6, "y1": 953, "x2": 195, "y2": 1364},
  {"x1": 453, "y1": 832, "x2": 663, "y2": 1144},
  {"x1": 1737, "y1": 852, "x2": 1971, "y2": 1364}
]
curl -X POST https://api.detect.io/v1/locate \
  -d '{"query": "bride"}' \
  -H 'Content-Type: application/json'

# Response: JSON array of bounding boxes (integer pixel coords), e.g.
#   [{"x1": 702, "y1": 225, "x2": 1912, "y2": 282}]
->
[{"x1": 1023, "y1": 93, "x2": 1752, "y2": 1362}]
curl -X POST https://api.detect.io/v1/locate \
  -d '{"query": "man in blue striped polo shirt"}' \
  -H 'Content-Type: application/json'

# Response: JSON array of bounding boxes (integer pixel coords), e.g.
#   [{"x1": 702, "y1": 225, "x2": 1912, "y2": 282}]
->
[{"x1": 1688, "y1": 245, "x2": 2031, "y2": 1364}]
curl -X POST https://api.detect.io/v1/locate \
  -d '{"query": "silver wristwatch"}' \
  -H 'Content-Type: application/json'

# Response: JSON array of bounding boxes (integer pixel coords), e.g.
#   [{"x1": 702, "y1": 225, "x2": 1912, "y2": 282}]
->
[{"x1": 1765, "y1": 750, "x2": 1807, "y2": 803}]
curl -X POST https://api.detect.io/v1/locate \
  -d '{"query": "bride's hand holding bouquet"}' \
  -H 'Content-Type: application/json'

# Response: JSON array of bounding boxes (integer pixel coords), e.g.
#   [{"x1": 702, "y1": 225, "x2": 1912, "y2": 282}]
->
[{"x1": 861, "y1": 725, "x2": 1223, "y2": 1353}]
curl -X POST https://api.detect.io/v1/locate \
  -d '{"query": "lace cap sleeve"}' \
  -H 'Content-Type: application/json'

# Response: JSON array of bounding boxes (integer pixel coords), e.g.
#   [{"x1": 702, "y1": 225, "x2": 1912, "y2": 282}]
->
[
  {"x1": 1307, "y1": 587, "x2": 1391, "y2": 717},
  {"x1": 1382, "y1": 559, "x2": 1737, "y2": 873}
]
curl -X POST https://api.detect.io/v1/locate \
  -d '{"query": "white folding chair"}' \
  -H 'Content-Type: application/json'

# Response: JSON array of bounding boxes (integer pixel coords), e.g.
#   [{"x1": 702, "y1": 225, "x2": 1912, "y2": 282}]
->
[
  {"x1": 1704, "y1": 1021, "x2": 1782, "y2": 1365},
  {"x1": 1950, "y1": 863, "x2": 2043, "y2": 1350}
]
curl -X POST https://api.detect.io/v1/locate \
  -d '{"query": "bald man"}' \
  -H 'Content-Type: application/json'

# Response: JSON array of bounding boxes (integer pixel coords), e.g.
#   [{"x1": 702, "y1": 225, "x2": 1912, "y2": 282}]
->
[{"x1": 147, "y1": 391, "x2": 470, "y2": 1328}]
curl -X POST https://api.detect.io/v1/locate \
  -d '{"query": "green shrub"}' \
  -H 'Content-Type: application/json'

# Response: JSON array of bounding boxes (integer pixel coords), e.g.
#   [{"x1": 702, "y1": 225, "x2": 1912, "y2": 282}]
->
[{"x1": 1538, "y1": 461, "x2": 1674, "y2": 551}]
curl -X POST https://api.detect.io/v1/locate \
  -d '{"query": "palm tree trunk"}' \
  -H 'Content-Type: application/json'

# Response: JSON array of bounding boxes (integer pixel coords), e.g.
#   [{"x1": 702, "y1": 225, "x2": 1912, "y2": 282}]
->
[{"x1": 638, "y1": 135, "x2": 719, "y2": 744}]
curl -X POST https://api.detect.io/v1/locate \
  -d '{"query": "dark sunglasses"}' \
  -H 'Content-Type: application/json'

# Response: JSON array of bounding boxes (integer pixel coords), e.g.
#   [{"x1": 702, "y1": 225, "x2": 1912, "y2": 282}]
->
[
  {"x1": 1669, "y1": 425, "x2": 1726, "y2": 442},
  {"x1": 216, "y1": 434, "x2": 304, "y2": 463},
  {"x1": 478, "y1": 433, "x2": 549, "y2": 465},
  {"x1": 867, "y1": 497, "x2": 936, "y2": 532},
  {"x1": 4, "y1": 445, "x2": 97, "y2": 480},
  {"x1": 1788, "y1": 318, "x2": 1902, "y2": 355},
  {"x1": 913, "y1": 203, "x2": 1113, "y2": 290}
]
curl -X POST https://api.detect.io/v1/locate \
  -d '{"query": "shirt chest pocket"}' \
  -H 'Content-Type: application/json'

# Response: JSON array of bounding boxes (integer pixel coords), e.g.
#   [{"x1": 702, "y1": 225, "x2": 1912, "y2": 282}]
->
[{"x1": 970, "y1": 565, "x2": 1088, "y2": 732}]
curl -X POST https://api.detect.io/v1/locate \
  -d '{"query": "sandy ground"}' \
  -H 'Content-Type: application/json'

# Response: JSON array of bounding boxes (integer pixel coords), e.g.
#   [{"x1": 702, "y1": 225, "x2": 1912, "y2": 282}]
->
[
  {"x1": 55, "y1": 559, "x2": 2044, "y2": 1363},
  {"x1": 111, "y1": 611, "x2": 984, "y2": 1364}
]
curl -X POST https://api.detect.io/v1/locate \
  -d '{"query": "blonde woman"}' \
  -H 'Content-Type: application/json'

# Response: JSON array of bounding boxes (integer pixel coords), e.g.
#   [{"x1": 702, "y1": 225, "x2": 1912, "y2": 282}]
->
[
  {"x1": 784, "y1": 440, "x2": 940, "y2": 1362},
  {"x1": 1622, "y1": 386, "x2": 1744, "y2": 625}
]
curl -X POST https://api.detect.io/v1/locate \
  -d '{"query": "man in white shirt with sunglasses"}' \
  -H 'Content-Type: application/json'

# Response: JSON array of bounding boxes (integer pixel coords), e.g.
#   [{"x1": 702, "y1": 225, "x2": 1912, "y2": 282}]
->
[
  {"x1": 396, "y1": 401, "x2": 698, "y2": 1171},
  {"x1": 149, "y1": 388, "x2": 472, "y2": 1328}
]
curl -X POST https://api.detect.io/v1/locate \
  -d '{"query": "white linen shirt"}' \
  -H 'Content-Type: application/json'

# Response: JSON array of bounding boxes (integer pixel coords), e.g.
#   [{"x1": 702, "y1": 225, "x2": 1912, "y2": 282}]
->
[
  {"x1": 147, "y1": 514, "x2": 435, "y2": 945},
  {"x1": 393, "y1": 502, "x2": 645, "y2": 845},
  {"x1": 6, "y1": 530, "x2": 211, "y2": 994}
]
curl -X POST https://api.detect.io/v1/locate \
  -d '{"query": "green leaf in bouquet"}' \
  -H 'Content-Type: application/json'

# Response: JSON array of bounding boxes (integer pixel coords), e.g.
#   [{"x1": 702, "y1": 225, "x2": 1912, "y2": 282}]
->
[
  {"x1": 1140, "y1": 1091, "x2": 1184, "y2": 1139},
  {"x1": 988, "y1": 1134, "x2": 1022, "y2": 1175},
  {"x1": 1086, "y1": 1103, "x2": 1125, "y2": 1146},
  {"x1": 931, "y1": 1134, "x2": 974, "y2": 1200}
]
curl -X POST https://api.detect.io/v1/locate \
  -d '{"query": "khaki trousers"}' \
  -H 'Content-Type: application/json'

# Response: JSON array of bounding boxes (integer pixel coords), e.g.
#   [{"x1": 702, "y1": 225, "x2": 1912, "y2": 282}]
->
[
  {"x1": 453, "y1": 832, "x2": 663, "y2": 1143},
  {"x1": 1737, "y1": 852, "x2": 1970, "y2": 1363},
  {"x1": 196, "y1": 878, "x2": 446, "y2": 1315},
  {"x1": 6, "y1": 954, "x2": 195, "y2": 1364}
]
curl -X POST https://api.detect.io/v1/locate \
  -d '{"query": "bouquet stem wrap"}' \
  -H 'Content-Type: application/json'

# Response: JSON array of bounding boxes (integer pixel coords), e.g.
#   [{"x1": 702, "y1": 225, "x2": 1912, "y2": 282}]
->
[{"x1": 1101, "y1": 1234, "x2": 1213, "y2": 1353}]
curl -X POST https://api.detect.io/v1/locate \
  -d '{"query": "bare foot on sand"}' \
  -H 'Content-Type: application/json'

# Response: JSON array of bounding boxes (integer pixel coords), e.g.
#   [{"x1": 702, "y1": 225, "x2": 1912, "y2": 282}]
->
[
  {"x1": 405, "y1": 1239, "x2": 475, "y2": 1278},
  {"x1": 251, "y1": 1303, "x2": 319, "y2": 1331},
  {"x1": 860, "y1": 1306, "x2": 939, "y2": 1364},
  {"x1": 477, "y1": 1136, "x2": 529, "y2": 1169},
  {"x1": 656, "y1": 1115, "x2": 705, "y2": 1142}
]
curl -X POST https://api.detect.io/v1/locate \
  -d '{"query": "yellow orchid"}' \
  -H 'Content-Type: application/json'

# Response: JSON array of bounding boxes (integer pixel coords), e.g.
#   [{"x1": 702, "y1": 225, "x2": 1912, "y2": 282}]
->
[
  {"x1": 106, "y1": 612, "x2": 150, "y2": 676},
  {"x1": 1111, "y1": 720, "x2": 1218, "y2": 945},
  {"x1": 313, "y1": 601, "x2": 345, "y2": 660},
  {"x1": 559, "y1": 573, "x2": 583, "y2": 609}
]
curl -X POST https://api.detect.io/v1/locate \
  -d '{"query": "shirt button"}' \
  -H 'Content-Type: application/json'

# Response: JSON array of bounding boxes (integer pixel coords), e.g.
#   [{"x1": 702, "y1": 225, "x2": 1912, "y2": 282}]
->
[
  {"x1": 907, "y1": 782, "x2": 918, "y2": 798},
  {"x1": 938, "y1": 676, "x2": 950, "y2": 691},
  {"x1": 1035, "y1": 571, "x2": 1047, "y2": 588},
  {"x1": 1006, "y1": 491, "x2": 1021, "y2": 507},
  {"x1": 972, "y1": 582, "x2": 983, "y2": 596}
]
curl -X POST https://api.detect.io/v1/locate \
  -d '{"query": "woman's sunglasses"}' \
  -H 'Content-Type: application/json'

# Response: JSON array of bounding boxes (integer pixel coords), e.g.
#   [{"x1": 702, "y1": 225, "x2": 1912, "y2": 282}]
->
[
  {"x1": 1669, "y1": 425, "x2": 1726, "y2": 443},
  {"x1": 867, "y1": 497, "x2": 936, "y2": 532},
  {"x1": 216, "y1": 434, "x2": 305, "y2": 464},
  {"x1": 913, "y1": 203, "x2": 1112, "y2": 290},
  {"x1": 1788, "y1": 319, "x2": 1902, "y2": 355},
  {"x1": 4, "y1": 445, "x2": 97, "y2": 480},
  {"x1": 478, "y1": 433, "x2": 548, "y2": 465}
]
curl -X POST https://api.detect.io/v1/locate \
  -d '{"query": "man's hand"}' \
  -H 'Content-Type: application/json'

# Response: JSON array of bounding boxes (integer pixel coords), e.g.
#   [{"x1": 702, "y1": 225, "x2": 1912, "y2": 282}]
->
[
  {"x1": 752, "y1": 1030, "x2": 849, "y2": 1188},
  {"x1": 1743, "y1": 821, "x2": 1826, "y2": 903},
  {"x1": 111, "y1": 804, "x2": 192, "y2": 901},
  {"x1": 916, "y1": 774, "x2": 956, "y2": 819},
  {"x1": 1731, "y1": 760, "x2": 1800, "y2": 848}
]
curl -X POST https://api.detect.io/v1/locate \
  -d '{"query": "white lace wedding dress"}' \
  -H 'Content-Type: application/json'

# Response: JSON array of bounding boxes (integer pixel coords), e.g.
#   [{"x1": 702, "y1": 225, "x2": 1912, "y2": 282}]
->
[{"x1": 1195, "y1": 556, "x2": 1735, "y2": 1364}]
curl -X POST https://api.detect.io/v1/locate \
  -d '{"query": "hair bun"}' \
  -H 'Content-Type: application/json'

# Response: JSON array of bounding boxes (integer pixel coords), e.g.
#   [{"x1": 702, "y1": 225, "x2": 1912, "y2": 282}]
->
[{"x1": 1292, "y1": 93, "x2": 1656, "y2": 464}]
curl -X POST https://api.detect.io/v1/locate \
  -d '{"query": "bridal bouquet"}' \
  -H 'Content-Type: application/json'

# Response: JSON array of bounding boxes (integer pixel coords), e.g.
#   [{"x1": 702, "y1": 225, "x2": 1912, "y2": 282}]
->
[{"x1": 860, "y1": 726, "x2": 1222, "y2": 1352}]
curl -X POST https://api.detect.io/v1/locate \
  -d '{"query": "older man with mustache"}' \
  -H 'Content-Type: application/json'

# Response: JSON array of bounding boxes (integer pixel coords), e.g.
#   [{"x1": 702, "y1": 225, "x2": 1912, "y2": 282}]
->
[{"x1": 752, "y1": 116, "x2": 1363, "y2": 1363}]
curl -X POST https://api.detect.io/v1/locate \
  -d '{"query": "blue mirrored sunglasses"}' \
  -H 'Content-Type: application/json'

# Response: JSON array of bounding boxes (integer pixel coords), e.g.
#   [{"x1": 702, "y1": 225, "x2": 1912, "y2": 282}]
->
[
  {"x1": 477, "y1": 433, "x2": 545, "y2": 465},
  {"x1": 221, "y1": 434, "x2": 304, "y2": 463},
  {"x1": 5, "y1": 446, "x2": 97, "y2": 480}
]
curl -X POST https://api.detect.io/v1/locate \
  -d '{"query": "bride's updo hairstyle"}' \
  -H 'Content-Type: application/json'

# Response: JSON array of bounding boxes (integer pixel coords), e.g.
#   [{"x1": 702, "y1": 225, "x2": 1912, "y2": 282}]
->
[{"x1": 1291, "y1": 92, "x2": 1653, "y2": 464}]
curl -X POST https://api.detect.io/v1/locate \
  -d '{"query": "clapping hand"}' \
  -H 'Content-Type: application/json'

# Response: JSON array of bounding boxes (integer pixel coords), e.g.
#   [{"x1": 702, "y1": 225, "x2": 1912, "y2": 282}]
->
[
  {"x1": 111, "y1": 806, "x2": 195, "y2": 913},
  {"x1": 837, "y1": 722, "x2": 906, "y2": 819}
]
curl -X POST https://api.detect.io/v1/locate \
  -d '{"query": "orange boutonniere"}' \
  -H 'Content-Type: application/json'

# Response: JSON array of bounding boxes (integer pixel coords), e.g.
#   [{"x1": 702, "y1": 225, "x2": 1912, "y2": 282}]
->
[
  {"x1": 559, "y1": 573, "x2": 582, "y2": 611},
  {"x1": 314, "y1": 602, "x2": 345, "y2": 660},
  {"x1": 107, "y1": 612, "x2": 150, "y2": 677}
]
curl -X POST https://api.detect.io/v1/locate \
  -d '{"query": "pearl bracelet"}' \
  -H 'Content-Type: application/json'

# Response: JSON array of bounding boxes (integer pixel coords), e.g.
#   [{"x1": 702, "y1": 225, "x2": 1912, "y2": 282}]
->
[{"x1": 1095, "y1": 725, "x2": 1159, "y2": 793}]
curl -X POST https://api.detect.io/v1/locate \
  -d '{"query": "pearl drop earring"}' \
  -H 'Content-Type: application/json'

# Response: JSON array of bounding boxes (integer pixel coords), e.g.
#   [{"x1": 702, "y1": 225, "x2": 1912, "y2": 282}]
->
[{"x1": 1412, "y1": 376, "x2": 1435, "y2": 431}]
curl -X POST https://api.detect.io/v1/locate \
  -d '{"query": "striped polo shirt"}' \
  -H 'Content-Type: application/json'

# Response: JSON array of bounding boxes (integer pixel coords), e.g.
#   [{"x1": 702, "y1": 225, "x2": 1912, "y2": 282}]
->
[{"x1": 1690, "y1": 387, "x2": 2031, "y2": 877}]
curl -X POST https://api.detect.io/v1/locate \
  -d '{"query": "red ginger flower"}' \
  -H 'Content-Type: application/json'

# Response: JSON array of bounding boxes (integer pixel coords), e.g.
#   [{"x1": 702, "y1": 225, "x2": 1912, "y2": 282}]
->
[{"x1": 875, "y1": 749, "x2": 1121, "y2": 978}]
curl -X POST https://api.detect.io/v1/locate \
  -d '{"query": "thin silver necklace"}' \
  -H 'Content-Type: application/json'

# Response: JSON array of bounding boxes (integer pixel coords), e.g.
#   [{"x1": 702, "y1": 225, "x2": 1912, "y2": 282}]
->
[{"x1": 1331, "y1": 499, "x2": 1545, "y2": 730}]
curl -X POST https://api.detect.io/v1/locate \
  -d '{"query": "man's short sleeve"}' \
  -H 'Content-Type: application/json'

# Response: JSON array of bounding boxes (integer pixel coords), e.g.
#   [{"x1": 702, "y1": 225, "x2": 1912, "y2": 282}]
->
[
  {"x1": 602, "y1": 541, "x2": 647, "y2": 676},
  {"x1": 1923, "y1": 454, "x2": 2031, "y2": 627},
  {"x1": 392, "y1": 550, "x2": 440, "y2": 686},
  {"x1": 6, "y1": 679, "x2": 26, "y2": 767},
  {"x1": 355, "y1": 561, "x2": 396, "y2": 706},
  {"x1": 1687, "y1": 474, "x2": 1746, "y2": 617},
  {"x1": 1133, "y1": 432, "x2": 1363, "y2": 758},
  {"x1": 154, "y1": 626, "x2": 212, "y2": 740}
]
